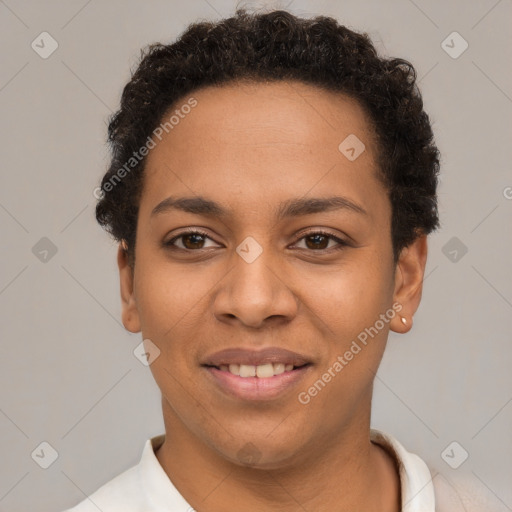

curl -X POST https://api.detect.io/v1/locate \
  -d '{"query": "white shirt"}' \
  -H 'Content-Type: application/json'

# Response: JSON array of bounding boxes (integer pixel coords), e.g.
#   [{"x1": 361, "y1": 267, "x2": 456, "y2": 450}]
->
[{"x1": 63, "y1": 429, "x2": 475, "y2": 511}]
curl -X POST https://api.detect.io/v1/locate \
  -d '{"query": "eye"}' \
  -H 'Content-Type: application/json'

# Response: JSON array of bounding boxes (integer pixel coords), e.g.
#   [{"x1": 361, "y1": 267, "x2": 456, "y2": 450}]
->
[
  {"x1": 163, "y1": 229, "x2": 349, "y2": 253},
  {"x1": 164, "y1": 229, "x2": 220, "y2": 251},
  {"x1": 292, "y1": 230, "x2": 349, "y2": 252}
]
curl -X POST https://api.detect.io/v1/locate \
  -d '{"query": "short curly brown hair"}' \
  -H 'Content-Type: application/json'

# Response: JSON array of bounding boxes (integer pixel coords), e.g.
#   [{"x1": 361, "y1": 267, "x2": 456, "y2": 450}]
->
[{"x1": 96, "y1": 8, "x2": 440, "y2": 267}]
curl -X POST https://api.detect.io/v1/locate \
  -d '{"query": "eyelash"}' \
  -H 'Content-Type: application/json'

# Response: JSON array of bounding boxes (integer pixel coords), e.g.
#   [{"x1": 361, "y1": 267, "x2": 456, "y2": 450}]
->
[{"x1": 164, "y1": 229, "x2": 349, "y2": 253}]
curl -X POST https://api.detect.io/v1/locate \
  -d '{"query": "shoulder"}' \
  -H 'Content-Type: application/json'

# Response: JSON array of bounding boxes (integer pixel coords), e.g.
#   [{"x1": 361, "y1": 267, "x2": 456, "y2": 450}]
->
[
  {"x1": 432, "y1": 471, "x2": 508, "y2": 512},
  {"x1": 370, "y1": 429, "x2": 503, "y2": 512},
  {"x1": 61, "y1": 435, "x2": 166, "y2": 512},
  {"x1": 62, "y1": 464, "x2": 144, "y2": 512},
  {"x1": 431, "y1": 473, "x2": 469, "y2": 512}
]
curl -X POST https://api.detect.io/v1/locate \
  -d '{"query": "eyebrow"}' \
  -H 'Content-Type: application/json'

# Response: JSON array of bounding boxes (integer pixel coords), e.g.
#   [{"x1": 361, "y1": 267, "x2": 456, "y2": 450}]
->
[{"x1": 151, "y1": 195, "x2": 368, "y2": 219}]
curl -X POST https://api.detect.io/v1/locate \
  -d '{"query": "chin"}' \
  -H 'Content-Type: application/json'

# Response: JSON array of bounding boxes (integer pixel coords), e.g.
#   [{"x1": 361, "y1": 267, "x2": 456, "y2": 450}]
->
[{"x1": 214, "y1": 432, "x2": 308, "y2": 471}]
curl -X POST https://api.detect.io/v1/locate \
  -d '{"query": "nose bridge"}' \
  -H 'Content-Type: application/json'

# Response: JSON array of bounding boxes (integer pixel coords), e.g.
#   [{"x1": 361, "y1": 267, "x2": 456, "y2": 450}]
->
[
  {"x1": 213, "y1": 235, "x2": 297, "y2": 327},
  {"x1": 235, "y1": 237, "x2": 278, "y2": 296}
]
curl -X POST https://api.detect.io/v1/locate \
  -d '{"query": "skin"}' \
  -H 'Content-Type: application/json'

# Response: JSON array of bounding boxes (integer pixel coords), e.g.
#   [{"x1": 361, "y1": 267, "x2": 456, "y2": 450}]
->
[{"x1": 117, "y1": 80, "x2": 428, "y2": 511}]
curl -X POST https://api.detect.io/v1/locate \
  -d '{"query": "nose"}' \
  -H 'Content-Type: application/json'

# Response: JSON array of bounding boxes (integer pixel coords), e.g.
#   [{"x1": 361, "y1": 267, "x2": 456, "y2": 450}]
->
[{"x1": 212, "y1": 247, "x2": 298, "y2": 329}]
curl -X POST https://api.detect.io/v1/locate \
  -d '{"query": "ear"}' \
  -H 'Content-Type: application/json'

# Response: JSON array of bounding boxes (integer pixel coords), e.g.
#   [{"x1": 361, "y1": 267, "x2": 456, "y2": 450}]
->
[
  {"x1": 391, "y1": 234, "x2": 428, "y2": 334},
  {"x1": 117, "y1": 242, "x2": 141, "y2": 333}
]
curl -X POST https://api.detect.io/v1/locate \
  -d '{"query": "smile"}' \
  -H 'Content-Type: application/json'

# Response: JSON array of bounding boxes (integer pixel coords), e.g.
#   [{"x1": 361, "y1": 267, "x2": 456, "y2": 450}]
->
[
  {"x1": 203, "y1": 363, "x2": 312, "y2": 401},
  {"x1": 214, "y1": 362, "x2": 306, "y2": 378},
  {"x1": 201, "y1": 347, "x2": 313, "y2": 400}
]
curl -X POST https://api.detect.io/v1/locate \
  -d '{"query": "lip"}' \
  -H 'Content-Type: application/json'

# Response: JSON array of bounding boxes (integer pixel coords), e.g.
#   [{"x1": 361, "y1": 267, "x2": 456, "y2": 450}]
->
[
  {"x1": 201, "y1": 347, "x2": 314, "y2": 401},
  {"x1": 202, "y1": 347, "x2": 312, "y2": 367},
  {"x1": 203, "y1": 364, "x2": 313, "y2": 401}
]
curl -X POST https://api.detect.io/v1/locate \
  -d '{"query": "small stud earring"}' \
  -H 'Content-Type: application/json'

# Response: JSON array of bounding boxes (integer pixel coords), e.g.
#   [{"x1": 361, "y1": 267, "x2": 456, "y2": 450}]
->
[{"x1": 401, "y1": 317, "x2": 407, "y2": 325}]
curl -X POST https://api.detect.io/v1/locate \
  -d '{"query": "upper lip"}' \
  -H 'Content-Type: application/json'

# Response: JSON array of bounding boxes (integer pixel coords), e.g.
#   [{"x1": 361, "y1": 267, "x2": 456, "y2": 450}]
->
[{"x1": 202, "y1": 347, "x2": 312, "y2": 367}]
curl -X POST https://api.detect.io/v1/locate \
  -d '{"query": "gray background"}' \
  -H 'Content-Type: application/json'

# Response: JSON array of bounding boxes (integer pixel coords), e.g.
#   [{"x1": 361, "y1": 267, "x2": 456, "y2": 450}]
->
[{"x1": 0, "y1": 0, "x2": 511, "y2": 510}]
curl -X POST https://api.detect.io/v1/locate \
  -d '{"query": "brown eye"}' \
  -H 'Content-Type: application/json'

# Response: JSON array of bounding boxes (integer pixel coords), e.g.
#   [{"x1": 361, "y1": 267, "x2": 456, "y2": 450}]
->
[
  {"x1": 294, "y1": 231, "x2": 348, "y2": 252},
  {"x1": 181, "y1": 233, "x2": 206, "y2": 250},
  {"x1": 305, "y1": 233, "x2": 329, "y2": 250},
  {"x1": 165, "y1": 230, "x2": 218, "y2": 251}
]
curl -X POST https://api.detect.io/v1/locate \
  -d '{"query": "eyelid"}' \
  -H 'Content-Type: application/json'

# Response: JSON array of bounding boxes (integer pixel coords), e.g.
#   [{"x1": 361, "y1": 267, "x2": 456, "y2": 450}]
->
[
  {"x1": 164, "y1": 227, "x2": 349, "y2": 252},
  {"x1": 290, "y1": 229, "x2": 349, "y2": 251},
  {"x1": 293, "y1": 227, "x2": 348, "y2": 243},
  {"x1": 165, "y1": 228, "x2": 220, "y2": 248}
]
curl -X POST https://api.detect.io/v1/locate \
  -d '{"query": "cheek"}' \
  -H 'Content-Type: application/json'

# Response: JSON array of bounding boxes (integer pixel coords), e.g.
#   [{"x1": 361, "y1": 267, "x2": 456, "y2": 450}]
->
[
  {"x1": 299, "y1": 259, "x2": 392, "y2": 404},
  {"x1": 303, "y1": 257, "x2": 391, "y2": 334},
  {"x1": 134, "y1": 256, "x2": 213, "y2": 339},
  {"x1": 300, "y1": 274, "x2": 392, "y2": 418}
]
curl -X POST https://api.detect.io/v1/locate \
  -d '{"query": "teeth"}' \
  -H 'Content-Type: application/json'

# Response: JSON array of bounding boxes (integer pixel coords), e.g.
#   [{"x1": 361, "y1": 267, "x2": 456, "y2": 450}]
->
[
  {"x1": 239, "y1": 364, "x2": 256, "y2": 377},
  {"x1": 218, "y1": 363, "x2": 298, "y2": 378},
  {"x1": 256, "y1": 363, "x2": 274, "y2": 378},
  {"x1": 228, "y1": 364, "x2": 240, "y2": 376},
  {"x1": 273, "y1": 363, "x2": 285, "y2": 375}
]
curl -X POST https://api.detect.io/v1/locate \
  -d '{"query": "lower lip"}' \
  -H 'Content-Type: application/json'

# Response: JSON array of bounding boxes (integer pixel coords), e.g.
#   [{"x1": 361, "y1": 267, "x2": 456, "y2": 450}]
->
[{"x1": 203, "y1": 365, "x2": 312, "y2": 401}]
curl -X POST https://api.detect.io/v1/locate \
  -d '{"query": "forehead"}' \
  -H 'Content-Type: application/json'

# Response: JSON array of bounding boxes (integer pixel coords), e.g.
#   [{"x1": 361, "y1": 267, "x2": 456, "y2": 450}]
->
[
  {"x1": 153, "y1": 80, "x2": 378, "y2": 156},
  {"x1": 141, "y1": 80, "x2": 386, "y2": 223}
]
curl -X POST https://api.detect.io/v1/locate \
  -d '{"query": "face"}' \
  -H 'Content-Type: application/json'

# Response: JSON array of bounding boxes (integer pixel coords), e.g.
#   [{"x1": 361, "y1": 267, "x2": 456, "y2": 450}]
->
[{"x1": 119, "y1": 80, "x2": 426, "y2": 469}]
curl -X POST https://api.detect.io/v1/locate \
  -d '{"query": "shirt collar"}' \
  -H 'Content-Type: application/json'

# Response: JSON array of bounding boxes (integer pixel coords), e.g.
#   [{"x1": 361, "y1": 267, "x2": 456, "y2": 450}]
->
[
  {"x1": 137, "y1": 434, "x2": 193, "y2": 511},
  {"x1": 371, "y1": 428, "x2": 435, "y2": 511}
]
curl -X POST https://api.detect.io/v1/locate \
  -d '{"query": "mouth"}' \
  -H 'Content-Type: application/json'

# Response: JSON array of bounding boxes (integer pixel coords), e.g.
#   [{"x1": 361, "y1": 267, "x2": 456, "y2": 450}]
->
[
  {"x1": 201, "y1": 347, "x2": 313, "y2": 401},
  {"x1": 204, "y1": 362, "x2": 311, "y2": 378}
]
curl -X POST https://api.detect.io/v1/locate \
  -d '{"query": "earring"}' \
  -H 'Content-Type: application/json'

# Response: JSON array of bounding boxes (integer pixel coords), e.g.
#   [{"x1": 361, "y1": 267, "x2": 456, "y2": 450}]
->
[{"x1": 401, "y1": 316, "x2": 407, "y2": 325}]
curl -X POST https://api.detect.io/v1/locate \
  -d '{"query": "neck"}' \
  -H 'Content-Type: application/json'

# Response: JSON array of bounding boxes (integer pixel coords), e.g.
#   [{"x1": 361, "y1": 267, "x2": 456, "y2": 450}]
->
[{"x1": 155, "y1": 398, "x2": 400, "y2": 512}]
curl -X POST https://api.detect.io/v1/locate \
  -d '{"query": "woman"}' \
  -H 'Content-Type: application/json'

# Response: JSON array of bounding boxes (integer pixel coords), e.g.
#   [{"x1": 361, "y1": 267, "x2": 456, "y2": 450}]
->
[{"x1": 65, "y1": 8, "x2": 472, "y2": 511}]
